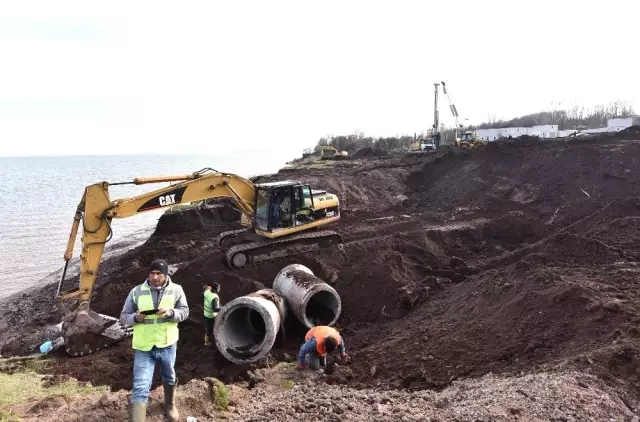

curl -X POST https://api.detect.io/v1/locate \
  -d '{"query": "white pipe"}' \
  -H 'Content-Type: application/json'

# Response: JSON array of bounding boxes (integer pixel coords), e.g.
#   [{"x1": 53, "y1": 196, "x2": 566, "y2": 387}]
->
[
  {"x1": 273, "y1": 264, "x2": 342, "y2": 328},
  {"x1": 213, "y1": 289, "x2": 286, "y2": 364}
]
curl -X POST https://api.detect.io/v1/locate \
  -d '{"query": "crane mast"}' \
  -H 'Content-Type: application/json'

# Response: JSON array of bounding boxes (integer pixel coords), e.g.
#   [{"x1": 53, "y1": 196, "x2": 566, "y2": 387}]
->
[
  {"x1": 441, "y1": 81, "x2": 462, "y2": 134},
  {"x1": 433, "y1": 82, "x2": 440, "y2": 135}
]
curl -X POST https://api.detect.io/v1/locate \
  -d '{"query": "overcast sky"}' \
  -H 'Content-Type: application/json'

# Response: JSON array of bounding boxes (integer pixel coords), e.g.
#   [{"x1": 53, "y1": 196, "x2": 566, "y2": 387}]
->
[{"x1": 0, "y1": 0, "x2": 637, "y2": 157}]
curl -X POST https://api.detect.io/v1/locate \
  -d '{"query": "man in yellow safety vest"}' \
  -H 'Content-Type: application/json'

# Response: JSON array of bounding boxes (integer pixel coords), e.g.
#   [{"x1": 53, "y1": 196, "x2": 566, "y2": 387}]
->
[
  {"x1": 203, "y1": 282, "x2": 222, "y2": 346},
  {"x1": 120, "y1": 259, "x2": 189, "y2": 422}
]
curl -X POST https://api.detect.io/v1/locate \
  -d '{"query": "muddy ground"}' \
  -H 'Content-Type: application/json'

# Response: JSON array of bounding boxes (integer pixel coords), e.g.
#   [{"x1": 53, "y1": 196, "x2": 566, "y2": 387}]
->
[
  {"x1": 7, "y1": 366, "x2": 637, "y2": 421},
  {"x1": 2, "y1": 128, "x2": 640, "y2": 420}
]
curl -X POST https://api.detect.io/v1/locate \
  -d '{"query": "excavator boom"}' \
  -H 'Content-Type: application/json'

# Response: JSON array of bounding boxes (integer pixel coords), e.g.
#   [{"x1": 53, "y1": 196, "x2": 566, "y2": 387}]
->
[{"x1": 57, "y1": 168, "x2": 341, "y2": 356}]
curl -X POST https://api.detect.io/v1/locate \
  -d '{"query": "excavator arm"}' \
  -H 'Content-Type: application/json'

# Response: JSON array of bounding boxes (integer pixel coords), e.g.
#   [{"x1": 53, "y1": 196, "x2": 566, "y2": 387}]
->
[{"x1": 57, "y1": 169, "x2": 257, "y2": 355}]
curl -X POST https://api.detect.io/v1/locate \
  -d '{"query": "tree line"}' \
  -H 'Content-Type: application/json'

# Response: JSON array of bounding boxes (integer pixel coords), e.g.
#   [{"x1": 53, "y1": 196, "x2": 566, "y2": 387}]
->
[
  {"x1": 476, "y1": 101, "x2": 637, "y2": 130},
  {"x1": 310, "y1": 131, "x2": 418, "y2": 154}
]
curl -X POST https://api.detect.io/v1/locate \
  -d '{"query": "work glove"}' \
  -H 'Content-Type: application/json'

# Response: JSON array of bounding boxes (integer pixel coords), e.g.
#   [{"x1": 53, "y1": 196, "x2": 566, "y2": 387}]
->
[
  {"x1": 295, "y1": 362, "x2": 305, "y2": 371},
  {"x1": 340, "y1": 353, "x2": 351, "y2": 363}
]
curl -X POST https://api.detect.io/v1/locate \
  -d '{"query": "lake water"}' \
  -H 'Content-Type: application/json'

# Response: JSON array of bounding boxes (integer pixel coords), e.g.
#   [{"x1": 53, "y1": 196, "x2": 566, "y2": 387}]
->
[{"x1": 0, "y1": 152, "x2": 290, "y2": 298}]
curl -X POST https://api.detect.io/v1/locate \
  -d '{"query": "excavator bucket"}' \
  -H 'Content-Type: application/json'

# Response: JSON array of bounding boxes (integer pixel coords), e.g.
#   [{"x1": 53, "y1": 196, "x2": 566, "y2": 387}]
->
[{"x1": 62, "y1": 308, "x2": 132, "y2": 356}]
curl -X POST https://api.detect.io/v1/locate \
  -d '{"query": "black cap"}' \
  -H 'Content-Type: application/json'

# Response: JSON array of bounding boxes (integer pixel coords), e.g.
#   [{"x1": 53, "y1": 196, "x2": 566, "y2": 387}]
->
[{"x1": 149, "y1": 259, "x2": 169, "y2": 276}]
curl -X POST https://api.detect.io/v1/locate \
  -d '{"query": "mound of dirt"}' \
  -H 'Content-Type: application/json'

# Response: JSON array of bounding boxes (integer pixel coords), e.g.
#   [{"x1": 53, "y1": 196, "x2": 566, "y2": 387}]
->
[
  {"x1": 618, "y1": 125, "x2": 640, "y2": 139},
  {"x1": 154, "y1": 201, "x2": 241, "y2": 236},
  {"x1": 495, "y1": 134, "x2": 543, "y2": 143},
  {"x1": 406, "y1": 137, "x2": 640, "y2": 225},
  {"x1": 352, "y1": 147, "x2": 389, "y2": 158}
]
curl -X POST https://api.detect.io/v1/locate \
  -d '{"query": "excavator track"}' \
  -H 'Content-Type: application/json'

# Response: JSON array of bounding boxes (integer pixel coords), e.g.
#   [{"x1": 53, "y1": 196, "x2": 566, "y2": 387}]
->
[
  {"x1": 225, "y1": 230, "x2": 343, "y2": 269},
  {"x1": 216, "y1": 228, "x2": 252, "y2": 247}
]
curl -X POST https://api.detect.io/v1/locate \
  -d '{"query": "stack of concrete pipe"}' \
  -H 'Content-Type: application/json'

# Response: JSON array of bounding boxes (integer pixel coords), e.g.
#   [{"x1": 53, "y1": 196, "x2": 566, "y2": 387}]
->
[{"x1": 213, "y1": 264, "x2": 342, "y2": 364}]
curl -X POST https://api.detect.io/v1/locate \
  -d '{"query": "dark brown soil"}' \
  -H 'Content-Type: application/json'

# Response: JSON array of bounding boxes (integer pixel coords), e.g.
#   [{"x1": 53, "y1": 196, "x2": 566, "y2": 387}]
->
[
  {"x1": 3, "y1": 133, "x2": 640, "y2": 413},
  {"x1": 352, "y1": 147, "x2": 389, "y2": 158}
]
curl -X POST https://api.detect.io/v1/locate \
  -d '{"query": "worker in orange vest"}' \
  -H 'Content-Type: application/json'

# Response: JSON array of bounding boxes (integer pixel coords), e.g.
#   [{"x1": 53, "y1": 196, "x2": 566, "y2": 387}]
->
[{"x1": 296, "y1": 326, "x2": 350, "y2": 371}]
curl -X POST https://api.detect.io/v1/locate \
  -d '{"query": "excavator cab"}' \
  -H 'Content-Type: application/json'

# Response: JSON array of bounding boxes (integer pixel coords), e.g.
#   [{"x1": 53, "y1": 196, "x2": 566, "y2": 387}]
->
[
  {"x1": 254, "y1": 182, "x2": 317, "y2": 230},
  {"x1": 221, "y1": 179, "x2": 341, "y2": 269}
]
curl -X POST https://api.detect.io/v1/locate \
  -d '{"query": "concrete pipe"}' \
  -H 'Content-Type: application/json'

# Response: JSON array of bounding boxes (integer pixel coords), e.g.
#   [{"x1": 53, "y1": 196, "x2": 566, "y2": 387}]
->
[
  {"x1": 213, "y1": 289, "x2": 286, "y2": 364},
  {"x1": 273, "y1": 264, "x2": 341, "y2": 328}
]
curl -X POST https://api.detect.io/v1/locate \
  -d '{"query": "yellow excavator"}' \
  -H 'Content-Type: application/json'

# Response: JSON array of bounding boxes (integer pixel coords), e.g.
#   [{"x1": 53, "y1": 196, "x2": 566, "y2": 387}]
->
[
  {"x1": 56, "y1": 168, "x2": 342, "y2": 356},
  {"x1": 319, "y1": 146, "x2": 348, "y2": 160},
  {"x1": 456, "y1": 131, "x2": 487, "y2": 149}
]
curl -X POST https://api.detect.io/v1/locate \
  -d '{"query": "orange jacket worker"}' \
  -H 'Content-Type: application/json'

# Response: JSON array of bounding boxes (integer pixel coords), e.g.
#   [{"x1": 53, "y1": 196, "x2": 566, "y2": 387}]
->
[{"x1": 296, "y1": 326, "x2": 350, "y2": 370}]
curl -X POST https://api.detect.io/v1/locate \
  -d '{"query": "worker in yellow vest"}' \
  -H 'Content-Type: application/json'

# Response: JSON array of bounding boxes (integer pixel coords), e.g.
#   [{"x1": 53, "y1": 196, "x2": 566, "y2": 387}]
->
[
  {"x1": 203, "y1": 282, "x2": 222, "y2": 346},
  {"x1": 120, "y1": 259, "x2": 189, "y2": 422}
]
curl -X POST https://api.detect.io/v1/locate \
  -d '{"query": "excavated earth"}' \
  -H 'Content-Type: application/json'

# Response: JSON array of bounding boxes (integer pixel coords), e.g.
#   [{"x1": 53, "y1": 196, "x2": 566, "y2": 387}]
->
[{"x1": 2, "y1": 128, "x2": 640, "y2": 420}]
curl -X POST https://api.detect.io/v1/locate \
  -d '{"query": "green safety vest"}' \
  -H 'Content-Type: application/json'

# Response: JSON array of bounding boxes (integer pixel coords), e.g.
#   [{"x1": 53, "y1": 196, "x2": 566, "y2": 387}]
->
[
  {"x1": 132, "y1": 281, "x2": 179, "y2": 351},
  {"x1": 203, "y1": 290, "x2": 219, "y2": 318}
]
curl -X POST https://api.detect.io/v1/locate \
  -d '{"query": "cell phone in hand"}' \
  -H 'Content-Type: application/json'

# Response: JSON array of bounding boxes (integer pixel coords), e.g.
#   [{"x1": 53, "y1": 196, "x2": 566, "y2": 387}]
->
[{"x1": 139, "y1": 309, "x2": 158, "y2": 315}]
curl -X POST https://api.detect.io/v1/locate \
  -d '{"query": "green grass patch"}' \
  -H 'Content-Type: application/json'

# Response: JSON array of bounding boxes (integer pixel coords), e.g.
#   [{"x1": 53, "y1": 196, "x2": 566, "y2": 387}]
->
[
  {"x1": 21, "y1": 358, "x2": 51, "y2": 373},
  {"x1": 0, "y1": 371, "x2": 107, "y2": 407},
  {"x1": 275, "y1": 361, "x2": 295, "y2": 371},
  {"x1": 0, "y1": 356, "x2": 52, "y2": 375},
  {"x1": 206, "y1": 378, "x2": 228, "y2": 410},
  {"x1": 279, "y1": 379, "x2": 294, "y2": 389},
  {"x1": 0, "y1": 410, "x2": 21, "y2": 422},
  {"x1": 282, "y1": 160, "x2": 334, "y2": 171}
]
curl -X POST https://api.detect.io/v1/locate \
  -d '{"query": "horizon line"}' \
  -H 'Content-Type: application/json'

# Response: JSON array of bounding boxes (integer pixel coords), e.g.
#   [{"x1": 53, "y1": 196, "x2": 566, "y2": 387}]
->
[{"x1": 0, "y1": 149, "x2": 279, "y2": 158}]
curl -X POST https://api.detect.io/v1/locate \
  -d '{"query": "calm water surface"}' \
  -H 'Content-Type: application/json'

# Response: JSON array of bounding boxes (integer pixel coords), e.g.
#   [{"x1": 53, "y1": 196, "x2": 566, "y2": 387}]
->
[{"x1": 0, "y1": 152, "x2": 288, "y2": 298}]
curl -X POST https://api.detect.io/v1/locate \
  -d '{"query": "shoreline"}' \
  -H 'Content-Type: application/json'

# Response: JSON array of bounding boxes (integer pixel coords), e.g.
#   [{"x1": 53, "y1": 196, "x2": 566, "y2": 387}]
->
[
  {"x1": 0, "y1": 225, "x2": 156, "y2": 303},
  {"x1": 0, "y1": 152, "x2": 290, "y2": 302}
]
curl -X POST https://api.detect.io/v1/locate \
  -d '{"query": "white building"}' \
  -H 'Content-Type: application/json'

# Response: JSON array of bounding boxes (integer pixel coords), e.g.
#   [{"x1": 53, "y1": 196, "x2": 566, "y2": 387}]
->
[
  {"x1": 474, "y1": 118, "x2": 634, "y2": 141},
  {"x1": 581, "y1": 118, "x2": 634, "y2": 134},
  {"x1": 475, "y1": 125, "x2": 558, "y2": 141}
]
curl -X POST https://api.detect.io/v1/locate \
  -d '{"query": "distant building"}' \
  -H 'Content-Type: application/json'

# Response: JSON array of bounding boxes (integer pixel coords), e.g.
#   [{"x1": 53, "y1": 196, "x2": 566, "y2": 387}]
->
[
  {"x1": 473, "y1": 118, "x2": 634, "y2": 141},
  {"x1": 475, "y1": 125, "x2": 558, "y2": 141},
  {"x1": 580, "y1": 118, "x2": 634, "y2": 134}
]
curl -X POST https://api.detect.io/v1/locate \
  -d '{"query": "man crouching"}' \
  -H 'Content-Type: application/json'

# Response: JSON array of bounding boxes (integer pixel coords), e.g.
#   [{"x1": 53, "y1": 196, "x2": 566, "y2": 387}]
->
[{"x1": 296, "y1": 325, "x2": 350, "y2": 371}]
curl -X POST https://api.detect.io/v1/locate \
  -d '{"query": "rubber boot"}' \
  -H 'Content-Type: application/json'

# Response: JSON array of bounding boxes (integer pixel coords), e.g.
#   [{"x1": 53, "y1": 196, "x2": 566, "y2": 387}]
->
[
  {"x1": 128, "y1": 402, "x2": 147, "y2": 422},
  {"x1": 163, "y1": 381, "x2": 179, "y2": 422},
  {"x1": 204, "y1": 334, "x2": 211, "y2": 346}
]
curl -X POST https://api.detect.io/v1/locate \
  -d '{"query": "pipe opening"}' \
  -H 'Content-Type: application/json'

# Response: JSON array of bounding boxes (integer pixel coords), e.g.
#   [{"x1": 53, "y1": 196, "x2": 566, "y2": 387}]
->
[
  {"x1": 224, "y1": 306, "x2": 267, "y2": 350},
  {"x1": 305, "y1": 290, "x2": 340, "y2": 326}
]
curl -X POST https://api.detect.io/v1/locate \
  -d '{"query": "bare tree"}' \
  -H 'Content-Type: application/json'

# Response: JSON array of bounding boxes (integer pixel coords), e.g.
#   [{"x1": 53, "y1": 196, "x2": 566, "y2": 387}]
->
[{"x1": 475, "y1": 102, "x2": 636, "y2": 130}]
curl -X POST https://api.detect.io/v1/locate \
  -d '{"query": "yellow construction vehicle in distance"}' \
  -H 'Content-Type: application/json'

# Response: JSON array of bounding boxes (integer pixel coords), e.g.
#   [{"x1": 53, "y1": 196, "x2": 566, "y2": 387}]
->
[
  {"x1": 319, "y1": 146, "x2": 348, "y2": 159},
  {"x1": 56, "y1": 168, "x2": 342, "y2": 357},
  {"x1": 456, "y1": 131, "x2": 487, "y2": 149}
]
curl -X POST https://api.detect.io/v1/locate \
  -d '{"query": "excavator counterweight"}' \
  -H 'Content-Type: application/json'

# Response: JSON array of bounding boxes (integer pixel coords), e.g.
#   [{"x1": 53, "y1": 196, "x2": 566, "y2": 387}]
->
[{"x1": 57, "y1": 168, "x2": 342, "y2": 356}]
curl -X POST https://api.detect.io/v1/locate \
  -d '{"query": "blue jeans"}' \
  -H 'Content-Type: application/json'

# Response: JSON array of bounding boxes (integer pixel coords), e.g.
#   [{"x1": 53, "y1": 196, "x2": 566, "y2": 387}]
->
[
  {"x1": 305, "y1": 353, "x2": 325, "y2": 370},
  {"x1": 131, "y1": 343, "x2": 177, "y2": 404}
]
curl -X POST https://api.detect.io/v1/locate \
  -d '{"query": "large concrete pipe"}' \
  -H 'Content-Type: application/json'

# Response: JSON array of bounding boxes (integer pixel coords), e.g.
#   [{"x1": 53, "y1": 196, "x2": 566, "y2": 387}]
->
[
  {"x1": 214, "y1": 289, "x2": 287, "y2": 364},
  {"x1": 273, "y1": 264, "x2": 341, "y2": 328}
]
